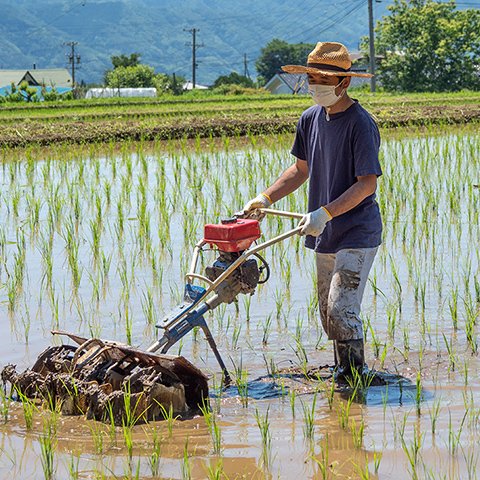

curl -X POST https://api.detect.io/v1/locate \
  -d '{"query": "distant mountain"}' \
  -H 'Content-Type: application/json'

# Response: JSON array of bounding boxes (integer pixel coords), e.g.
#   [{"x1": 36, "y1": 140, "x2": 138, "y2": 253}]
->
[{"x1": 0, "y1": 0, "x2": 395, "y2": 85}]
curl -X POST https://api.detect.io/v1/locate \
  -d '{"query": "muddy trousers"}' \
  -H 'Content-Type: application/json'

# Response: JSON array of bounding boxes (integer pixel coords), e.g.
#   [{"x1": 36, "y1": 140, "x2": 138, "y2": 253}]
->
[{"x1": 316, "y1": 247, "x2": 378, "y2": 366}]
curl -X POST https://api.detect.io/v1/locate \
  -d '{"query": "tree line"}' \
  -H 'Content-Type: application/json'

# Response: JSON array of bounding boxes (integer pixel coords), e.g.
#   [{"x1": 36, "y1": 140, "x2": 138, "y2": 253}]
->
[{"x1": 104, "y1": 1, "x2": 479, "y2": 94}]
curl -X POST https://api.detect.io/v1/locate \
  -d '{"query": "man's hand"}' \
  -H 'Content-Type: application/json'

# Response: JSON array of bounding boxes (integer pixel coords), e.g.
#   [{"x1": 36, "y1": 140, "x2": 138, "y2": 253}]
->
[
  {"x1": 241, "y1": 193, "x2": 272, "y2": 219},
  {"x1": 298, "y1": 206, "x2": 332, "y2": 236}
]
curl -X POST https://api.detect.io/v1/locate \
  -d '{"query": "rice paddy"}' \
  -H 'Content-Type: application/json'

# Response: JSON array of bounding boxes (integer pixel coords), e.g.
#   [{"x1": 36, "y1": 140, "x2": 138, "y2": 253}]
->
[
  {"x1": 0, "y1": 91, "x2": 479, "y2": 147},
  {"x1": 0, "y1": 122, "x2": 479, "y2": 479}
]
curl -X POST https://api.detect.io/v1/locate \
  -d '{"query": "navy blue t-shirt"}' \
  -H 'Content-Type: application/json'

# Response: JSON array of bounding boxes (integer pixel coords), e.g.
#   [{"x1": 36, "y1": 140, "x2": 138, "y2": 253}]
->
[{"x1": 291, "y1": 101, "x2": 382, "y2": 254}]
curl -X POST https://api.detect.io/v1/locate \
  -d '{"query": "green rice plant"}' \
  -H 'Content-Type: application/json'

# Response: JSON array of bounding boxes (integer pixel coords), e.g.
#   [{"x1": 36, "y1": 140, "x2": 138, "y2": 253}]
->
[
  {"x1": 103, "y1": 401, "x2": 117, "y2": 443},
  {"x1": 447, "y1": 410, "x2": 467, "y2": 455},
  {"x1": 373, "y1": 449, "x2": 382, "y2": 474},
  {"x1": 141, "y1": 287, "x2": 158, "y2": 325},
  {"x1": 158, "y1": 402, "x2": 179, "y2": 437},
  {"x1": 148, "y1": 427, "x2": 162, "y2": 478},
  {"x1": 464, "y1": 298, "x2": 479, "y2": 354},
  {"x1": 461, "y1": 445, "x2": 479, "y2": 480},
  {"x1": 448, "y1": 288, "x2": 459, "y2": 330},
  {"x1": 289, "y1": 388, "x2": 296, "y2": 418},
  {"x1": 88, "y1": 420, "x2": 105, "y2": 455},
  {"x1": 203, "y1": 458, "x2": 225, "y2": 480},
  {"x1": 68, "y1": 453, "x2": 80, "y2": 480},
  {"x1": 0, "y1": 387, "x2": 10, "y2": 423},
  {"x1": 122, "y1": 423, "x2": 134, "y2": 466},
  {"x1": 353, "y1": 456, "x2": 373, "y2": 480},
  {"x1": 310, "y1": 434, "x2": 329, "y2": 479},
  {"x1": 261, "y1": 313, "x2": 273, "y2": 346},
  {"x1": 400, "y1": 423, "x2": 424, "y2": 480},
  {"x1": 415, "y1": 372, "x2": 423, "y2": 416},
  {"x1": 15, "y1": 387, "x2": 37, "y2": 430},
  {"x1": 122, "y1": 382, "x2": 149, "y2": 427},
  {"x1": 273, "y1": 289, "x2": 285, "y2": 320},
  {"x1": 199, "y1": 399, "x2": 222, "y2": 455},
  {"x1": 291, "y1": 336, "x2": 309, "y2": 377},
  {"x1": 429, "y1": 397, "x2": 441, "y2": 435},
  {"x1": 442, "y1": 333, "x2": 456, "y2": 372},
  {"x1": 231, "y1": 323, "x2": 242, "y2": 350},
  {"x1": 301, "y1": 393, "x2": 317, "y2": 444},
  {"x1": 231, "y1": 357, "x2": 249, "y2": 408},
  {"x1": 315, "y1": 374, "x2": 335, "y2": 411},
  {"x1": 349, "y1": 417, "x2": 365, "y2": 449},
  {"x1": 39, "y1": 422, "x2": 57, "y2": 480},
  {"x1": 368, "y1": 323, "x2": 381, "y2": 358},
  {"x1": 462, "y1": 360, "x2": 469, "y2": 386},
  {"x1": 254, "y1": 406, "x2": 272, "y2": 470},
  {"x1": 242, "y1": 294, "x2": 252, "y2": 322},
  {"x1": 337, "y1": 392, "x2": 356, "y2": 431},
  {"x1": 181, "y1": 437, "x2": 191, "y2": 480}
]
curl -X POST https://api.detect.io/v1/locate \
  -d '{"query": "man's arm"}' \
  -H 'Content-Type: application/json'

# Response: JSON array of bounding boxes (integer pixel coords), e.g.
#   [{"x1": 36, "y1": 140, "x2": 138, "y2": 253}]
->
[
  {"x1": 325, "y1": 174, "x2": 377, "y2": 217},
  {"x1": 264, "y1": 158, "x2": 309, "y2": 203}
]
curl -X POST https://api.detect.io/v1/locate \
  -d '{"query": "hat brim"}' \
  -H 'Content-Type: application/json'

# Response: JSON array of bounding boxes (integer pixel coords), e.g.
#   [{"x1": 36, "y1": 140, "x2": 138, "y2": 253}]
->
[{"x1": 281, "y1": 65, "x2": 373, "y2": 78}]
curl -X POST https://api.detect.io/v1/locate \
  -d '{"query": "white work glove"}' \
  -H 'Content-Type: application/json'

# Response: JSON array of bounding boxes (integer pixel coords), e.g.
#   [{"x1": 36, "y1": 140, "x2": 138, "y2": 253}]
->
[
  {"x1": 241, "y1": 193, "x2": 272, "y2": 219},
  {"x1": 298, "y1": 206, "x2": 332, "y2": 236}
]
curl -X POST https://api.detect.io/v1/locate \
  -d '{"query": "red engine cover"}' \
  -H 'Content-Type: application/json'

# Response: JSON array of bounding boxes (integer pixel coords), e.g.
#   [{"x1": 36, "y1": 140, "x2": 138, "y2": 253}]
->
[{"x1": 204, "y1": 218, "x2": 261, "y2": 252}]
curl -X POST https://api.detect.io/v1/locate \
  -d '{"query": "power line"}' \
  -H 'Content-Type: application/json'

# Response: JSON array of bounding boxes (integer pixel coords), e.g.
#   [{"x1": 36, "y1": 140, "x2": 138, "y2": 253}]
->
[
  {"x1": 285, "y1": 0, "x2": 367, "y2": 43},
  {"x1": 184, "y1": 28, "x2": 204, "y2": 88},
  {"x1": 25, "y1": 1, "x2": 86, "y2": 39},
  {"x1": 64, "y1": 41, "x2": 80, "y2": 88}
]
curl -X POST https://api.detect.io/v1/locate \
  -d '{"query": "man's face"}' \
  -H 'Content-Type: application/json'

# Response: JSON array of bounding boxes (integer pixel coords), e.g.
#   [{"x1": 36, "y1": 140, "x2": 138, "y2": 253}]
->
[
  {"x1": 307, "y1": 73, "x2": 350, "y2": 95},
  {"x1": 307, "y1": 73, "x2": 340, "y2": 85}
]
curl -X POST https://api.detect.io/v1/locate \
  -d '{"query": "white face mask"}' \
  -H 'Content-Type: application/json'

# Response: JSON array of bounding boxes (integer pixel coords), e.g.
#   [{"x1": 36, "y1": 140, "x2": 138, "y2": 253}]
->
[{"x1": 309, "y1": 80, "x2": 345, "y2": 107}]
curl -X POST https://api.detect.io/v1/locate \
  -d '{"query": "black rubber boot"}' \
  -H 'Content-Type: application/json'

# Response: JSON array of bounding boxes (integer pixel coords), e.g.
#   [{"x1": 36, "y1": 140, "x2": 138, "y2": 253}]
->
[{"x1": 333, "y1": 339, "x2": 365, "y2": 383}]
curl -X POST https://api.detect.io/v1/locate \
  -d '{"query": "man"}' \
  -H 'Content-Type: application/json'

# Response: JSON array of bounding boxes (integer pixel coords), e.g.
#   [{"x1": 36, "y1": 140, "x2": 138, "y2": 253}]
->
[{"x1": 243, "y1": 42, "x2": 382, "y2": 380}]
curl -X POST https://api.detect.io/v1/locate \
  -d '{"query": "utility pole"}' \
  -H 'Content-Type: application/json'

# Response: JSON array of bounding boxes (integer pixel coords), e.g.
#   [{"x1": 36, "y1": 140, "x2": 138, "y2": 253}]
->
[
  {"x1": 184, "y1": 28, "x2": 203, "y2": 89},
  {"x1": 243, "y1": 53, "x2": 250, "y2": 79},
  {"x1": 64, "y1": 41, "x2": 81, "y2": 89},
  {"x1": 367, "y1": 0, "x2": 376, "y2": 92}
]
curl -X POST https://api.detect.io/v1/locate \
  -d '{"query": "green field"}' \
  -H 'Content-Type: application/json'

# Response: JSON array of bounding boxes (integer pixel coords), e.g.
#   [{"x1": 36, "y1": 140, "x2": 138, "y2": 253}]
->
[{"x1": 1, "y1": 90, "x2": 479, "y2": 147}]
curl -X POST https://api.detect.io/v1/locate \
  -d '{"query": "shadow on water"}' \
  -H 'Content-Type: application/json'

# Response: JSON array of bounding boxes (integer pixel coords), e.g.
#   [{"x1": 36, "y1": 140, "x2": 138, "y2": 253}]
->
[
  {"x1": 213, "y1": 368, "x2": 434, "y2": 407},
  {"x1": 214, "y1": 379, "x2": 289, "y2": 400},
  {"x1": 338, "y1": 370, "x2": 434, "y2": 407}
]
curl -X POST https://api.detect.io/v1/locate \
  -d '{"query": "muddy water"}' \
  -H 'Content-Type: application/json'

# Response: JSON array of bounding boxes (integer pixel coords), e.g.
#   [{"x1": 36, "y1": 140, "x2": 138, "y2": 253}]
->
[{"x1": 0, "y1": 127, "x2": 479, "y2": 479}]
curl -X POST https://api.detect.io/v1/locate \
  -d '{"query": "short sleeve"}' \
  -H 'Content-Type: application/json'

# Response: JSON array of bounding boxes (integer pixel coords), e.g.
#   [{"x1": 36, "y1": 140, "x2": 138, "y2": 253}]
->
[
  {"x1": 291, "y1": 116, "x2": 307, "y2": 161},
  {"x1": 352, "y1": 115, "x2": 382, "y2": 177}
]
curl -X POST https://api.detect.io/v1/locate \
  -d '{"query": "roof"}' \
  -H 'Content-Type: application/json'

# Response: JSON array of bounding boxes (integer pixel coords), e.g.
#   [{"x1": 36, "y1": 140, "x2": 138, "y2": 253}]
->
[
  {"x1": 264, "y1": 72, "x2": 309, "y2": 94},
  {"x1": 30, "y1": 69, "x2": 72, "y2": 88},
  {"x1": 183, "y1": 81, "x2": 209, "y2": 90},
  {"x1": 0, "y1": 68, "x2": 72, "y2": 88},
  {"x1": 0, "y1": 70, "x2": 30, "y2": 88}
]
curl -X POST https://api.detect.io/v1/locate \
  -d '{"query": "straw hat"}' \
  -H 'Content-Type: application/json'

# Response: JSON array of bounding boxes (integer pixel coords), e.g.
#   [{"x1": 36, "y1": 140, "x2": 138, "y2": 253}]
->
[{"x1": 282, "y1": 41, "x2": 373, "y2": 78}]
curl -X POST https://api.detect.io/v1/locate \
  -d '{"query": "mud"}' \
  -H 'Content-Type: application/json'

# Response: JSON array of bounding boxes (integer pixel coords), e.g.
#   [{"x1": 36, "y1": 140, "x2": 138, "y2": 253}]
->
[{"x1": 2, "y1": 334, "x2": 209, "y2": 425}]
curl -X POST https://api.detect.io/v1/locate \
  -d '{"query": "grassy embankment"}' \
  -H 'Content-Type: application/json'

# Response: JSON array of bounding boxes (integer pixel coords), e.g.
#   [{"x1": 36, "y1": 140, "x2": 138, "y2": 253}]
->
[{"x1": 0, "y1": 90, "x2": 479, "y2": 147}]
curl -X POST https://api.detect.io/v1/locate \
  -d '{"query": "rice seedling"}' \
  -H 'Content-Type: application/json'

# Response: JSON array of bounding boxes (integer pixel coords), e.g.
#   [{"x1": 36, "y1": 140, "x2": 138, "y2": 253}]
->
[
  {"x1": 254, "y1": 406, "x2": 272, "y2": 470},
  {"x1": 447, "y1": 410, "x2": 467, "y2": 456},
  {"x1": 310, "y1": 434, "x2": 330, "y2": 479},
  {"x1": 301, "y1": 393, "x2": 317, "y2": 444},
  {"x1": 373, "y1": 449, "x2": 382, "y2": 474},
  {"x1": 67, "y1": 452, "x2": 80, "y2": 480},
  {"x1": 181, "y1": 437, "x2": 192, "y2": 480},
  {"x1": 158, "y1": 402, "x2": 179, "y2": 437},
  {"x1": 400, "y1": 422, "x2": 424, "y2": 480},
  {"x1": 15, "y1": 387, "x2": 37, "y2": 430},
  {"x1": 349, "y1": 417, "x2": 365, "y2": 449},
  {"x1": 199, "y1": 399, "x2": 222, "y2": 455},
  {"x1": 203, "y1": 458, "x2": 225, "y2": 480},
  {"x1": 231, "y1": 357, "x2": 249, "y2": 408},
  {"x1": 148, "y1": 427, "x2": 162, "y2": 478},
  {"x1": 39, "y1": 421, "x2": 57, "y2": 480},
  {"x1": 289, "y1": 388, "x2": 296, "y2": 418}
]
